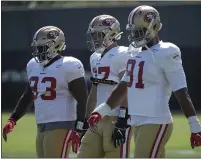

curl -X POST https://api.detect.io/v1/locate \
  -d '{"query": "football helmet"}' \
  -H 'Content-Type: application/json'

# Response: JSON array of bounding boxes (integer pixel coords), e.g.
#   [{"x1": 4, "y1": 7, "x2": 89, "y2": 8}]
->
[
  {"x1": 31, "y1": 26, "x2": 66, "y2": 66},
  {"x1": 126, "y1": 5, "x2": 162, "y2": 48},
  {"x1": 86, "y1": 15, "x2": 123, "y2": 54}
]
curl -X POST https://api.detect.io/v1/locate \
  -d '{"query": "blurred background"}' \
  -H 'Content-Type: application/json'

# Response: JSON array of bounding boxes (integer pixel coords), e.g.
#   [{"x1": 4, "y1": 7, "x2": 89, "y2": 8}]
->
[{"x1": 1, "y1": 1, "x2": 201, "y2": 158}]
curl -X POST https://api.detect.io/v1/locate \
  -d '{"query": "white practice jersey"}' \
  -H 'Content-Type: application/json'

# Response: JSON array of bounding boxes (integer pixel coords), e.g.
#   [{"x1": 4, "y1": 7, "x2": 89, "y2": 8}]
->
[
  {"x1": 122, "y1": 41, "x2": 187, "y2": 125},
  {"x1": 90, "y1": 46, "x2": 130, "y2": 116},
  {"x1": 27, "y1": 56, "x2": 85, "y2": 124}
]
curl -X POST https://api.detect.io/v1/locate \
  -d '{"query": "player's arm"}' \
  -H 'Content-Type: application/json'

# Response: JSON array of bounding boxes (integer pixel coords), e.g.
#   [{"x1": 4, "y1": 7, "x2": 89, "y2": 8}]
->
[
  {"x1": 90, "y1": 80, "x2": 127, "y2": 120},
  {"x1": 163, "y1": 47, "x2": 201, "y2": 148},
  {"x1": 118, "y1": 71, "x2": 128, "y2": 108},
  {"x1": 10, "y1": 83, "x2": 34, "y2": 121},
  {"x1": 85, "y1": 55, "x2": 98, "y2": 118},
  {"x1": 85, "y1": 84, "x2": 97, "y2": 118},
  {"x1": 174, "y1": 88, "x2": 196, "y2": 118},
  {"x1": 80, "y1": 83, "x2": 97, "y2": 134},
  {"x1": 88, "y1": 53, "x2": 130, "y2": 128},
  {"x1": 3, "y1": 83, "x2": 34, "y2": 141},
  {"x1": 111, "y1": 70, "x2": 129, "y2": 147},
  {"x1": 87, "y1": 75, "x2": 127, "y2": 130},
  {"x1": 66, "y1": 59, "x2": 88, "y2": 153},
  {"x1": 106, "y1": 81, "x2": 128, "y2": 109},
  {"x1": 116, "y1": 70, "x2": 129, "y2": 122},
  {"x1": 68, "y1": 66, "x2": 88, "y2": 123},
  {"x1": 91, "y1": 53, "x2": 130, "y2": 116},
  {"x1": 66, "y1": 59, "x2": 88, "y2": 125},
  {"x1": 106, "y1": 51, "x2": 131, "y2": 110},
  {"x1": 69, "y1": 77, "x2": 88, "y2": 121}
]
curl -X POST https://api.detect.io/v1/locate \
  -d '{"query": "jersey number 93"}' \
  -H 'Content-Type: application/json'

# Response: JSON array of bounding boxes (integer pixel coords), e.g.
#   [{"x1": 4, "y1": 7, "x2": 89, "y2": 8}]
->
[{"x1": 29, "y1": 76, "x2": 56, "y2": 100}]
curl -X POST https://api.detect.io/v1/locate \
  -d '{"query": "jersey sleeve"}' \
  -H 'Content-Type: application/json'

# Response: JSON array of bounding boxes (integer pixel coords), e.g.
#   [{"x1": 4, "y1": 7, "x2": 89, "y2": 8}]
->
[
  {"x1": 26, "y1": 58, "x2": 35, "y2": 78},
  {"x1": 89, "y1": 53, "x2": 95, "y2": 73},
  {"x1": 64, "y1": 58, "x2": 85, "y2": 83},
  {"x1": 161, "y1": 44, "x2": 187, "y2": 91}
]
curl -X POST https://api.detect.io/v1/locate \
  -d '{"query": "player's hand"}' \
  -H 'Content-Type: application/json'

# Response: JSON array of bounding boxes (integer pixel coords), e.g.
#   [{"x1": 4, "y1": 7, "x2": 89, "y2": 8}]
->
[
  {"x1": 111, "y1": 117, "x2": 129, "y2": 148},
  {"x1": 87, "y1": 113, "x2": 101, "y2": 132},
  {"x1": 188, "y1": 116, "x2": 201, "y2": 149},
  {"x1": 190, "y1": 132, "x2": 201, "y2": 149},
  {"x1": 88, "y1": 103, "x2": 112, "y2": 132},
  {"x1": 112, "y1": 107, "x2": 129, "y2": 147},
  {"x1": 69, "y1": 121, "x2": 84, "y2": 153},
  {"x1": 112, "y1": 125, "x2": 126, "y2": 148},
  {"x1": 2, "y1": 118, "x2": 16, "y2": 142},
  {"x1": 69, "y1": 130, "x2": 81, "y2": 153}
]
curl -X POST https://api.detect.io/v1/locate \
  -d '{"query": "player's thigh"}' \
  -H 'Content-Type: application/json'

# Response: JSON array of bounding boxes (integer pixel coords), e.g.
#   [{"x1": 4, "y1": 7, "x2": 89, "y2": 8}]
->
[
  {"x1": 36, "y1": 130, "x2": 44, "y2": 158},
  {"x1": 77, "y1": 128, "x2": 104, "y2": 158},
  {"x1": 43, "y1": 129, "x2": 72, "y2": 158},
  {"x1": 134, "y1": 123, "x2": 173, "y2": 158},
  {"x1": 103, "y1": 117, "x2": 133, "y2": 158}
]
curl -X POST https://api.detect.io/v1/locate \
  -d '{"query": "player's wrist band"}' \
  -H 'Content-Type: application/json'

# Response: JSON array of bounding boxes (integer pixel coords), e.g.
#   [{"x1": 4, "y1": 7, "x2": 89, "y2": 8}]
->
[
  {"x1": 119, "y1": 107, "x2": 127, "y2": 118},
  {"x1": 188, "y1": 116, "x2": 201, "y2": 133},
  {"x1": 8, "y1": 118, "x2": 16, "y2": 125},
  {"x1": 92, "y1": 103, "x2": 112, "y2": 118},
  {"x1": 75, "y1": 121, "x2": 84, "y2": 130}
]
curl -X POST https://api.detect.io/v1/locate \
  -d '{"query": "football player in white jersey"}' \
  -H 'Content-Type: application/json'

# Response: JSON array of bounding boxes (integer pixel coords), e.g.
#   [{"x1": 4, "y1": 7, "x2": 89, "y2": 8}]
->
[
  {"x1": 88, "y1": 6, "x2": 201, "y2": 158},
  {"x1": 77, "y1": 15, "x2": 132, "y2": 158},
  {"x1": 2, "y1": 26, "x2": 88, "y2": 158}
]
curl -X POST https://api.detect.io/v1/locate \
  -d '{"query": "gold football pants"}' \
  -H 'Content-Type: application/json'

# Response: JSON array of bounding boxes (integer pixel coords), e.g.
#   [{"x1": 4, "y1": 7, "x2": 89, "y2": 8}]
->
[
  {"x1": 36, "y1": 129, "x2": 72, "y2": 158},
  {"x1": 133, "y1": 123, "x2": 173, "y2": 158},
  {"x1": 77, "y1": 116, "x2": 133, "y2": 158}
]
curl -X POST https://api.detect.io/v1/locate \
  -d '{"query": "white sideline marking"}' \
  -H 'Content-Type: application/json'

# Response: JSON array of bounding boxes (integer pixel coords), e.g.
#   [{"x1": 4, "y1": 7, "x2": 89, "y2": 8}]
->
[
  {"x1": 167, "y1": 149, "x2": 201, "y2": 155},
  {"x1": 69, "y1": 150, "x2": 201, "y2": 157}
]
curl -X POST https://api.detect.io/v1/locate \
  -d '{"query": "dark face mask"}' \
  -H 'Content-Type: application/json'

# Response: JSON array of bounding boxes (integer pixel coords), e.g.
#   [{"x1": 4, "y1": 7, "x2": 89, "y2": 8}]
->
[
  {"x1": 127, "y1": 27, "x2": 147, "y2": 43},
  {"x1": 32, "y1": 45, "x2": 50, "y2": 63},
  {"x1": 86, "y1": 31, "x2": 105, "y2": 52}
]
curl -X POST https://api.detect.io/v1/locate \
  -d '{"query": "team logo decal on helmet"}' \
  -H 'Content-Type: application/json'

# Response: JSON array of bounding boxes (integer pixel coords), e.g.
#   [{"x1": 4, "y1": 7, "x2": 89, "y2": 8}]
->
[
  {"x1": 102, "y1": 18, "x2": 116, "y2": 26},
  {"x1": 144, "y1": 12, "x2": 156, "y2": 23},
  {"x1": 47, "y1": 30, "x2": 59, "y2": 39},
  {"x1": 86, "y1": 15, "x2": 122, "y2": 54}
]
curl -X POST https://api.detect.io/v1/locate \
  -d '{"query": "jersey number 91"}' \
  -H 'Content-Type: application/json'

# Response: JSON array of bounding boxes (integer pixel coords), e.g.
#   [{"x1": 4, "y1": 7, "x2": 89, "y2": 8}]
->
[{"x1": 126, "y1": 59, "x2": 145, "y2": 88}]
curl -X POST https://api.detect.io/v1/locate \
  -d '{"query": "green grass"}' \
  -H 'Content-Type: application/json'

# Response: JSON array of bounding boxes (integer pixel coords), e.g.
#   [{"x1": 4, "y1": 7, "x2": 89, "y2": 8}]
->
[{"x1": 2, "y1": 113, "x2": 201, "y2": 158}]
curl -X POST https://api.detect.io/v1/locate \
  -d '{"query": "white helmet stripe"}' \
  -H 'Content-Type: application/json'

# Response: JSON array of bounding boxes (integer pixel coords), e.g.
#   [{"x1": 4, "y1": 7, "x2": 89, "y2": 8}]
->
[
  {"x1": 128, "y1": 10, "x2": 133, "y2": 24},
  {"x1": 128, "y1": 6, "x2": 142, "y2": 24},
  {"x1": 91, "y1": 16, "x2": 99, "y2": 27}
]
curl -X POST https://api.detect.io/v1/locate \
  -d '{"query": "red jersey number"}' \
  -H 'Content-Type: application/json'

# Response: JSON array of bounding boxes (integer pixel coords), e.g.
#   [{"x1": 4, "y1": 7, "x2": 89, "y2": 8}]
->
[
  {"x1": 126, "y1": 59, "x2": 145, "y2": 88},
  {"x1": 29, "y1": 76, "x2": 57, "y2": 100},
  {"x1": 98, "y1": 66, "x2": 110, "y2": 79}
]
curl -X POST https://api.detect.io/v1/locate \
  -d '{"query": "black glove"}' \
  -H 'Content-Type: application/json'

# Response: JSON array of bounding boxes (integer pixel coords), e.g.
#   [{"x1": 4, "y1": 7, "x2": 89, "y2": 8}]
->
[
  {"x1": 111, "y1": 107, "x2": 129, "y2": 148},
  {"x1": 80, "y1": 118, "x2": 89, "y2": 140}
]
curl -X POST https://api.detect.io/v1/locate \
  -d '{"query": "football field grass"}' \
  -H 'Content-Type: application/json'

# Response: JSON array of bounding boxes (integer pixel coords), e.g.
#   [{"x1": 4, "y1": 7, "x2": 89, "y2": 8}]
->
[{"x1": 2, "y1": 113, "x2": 201, "y2": 158}]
